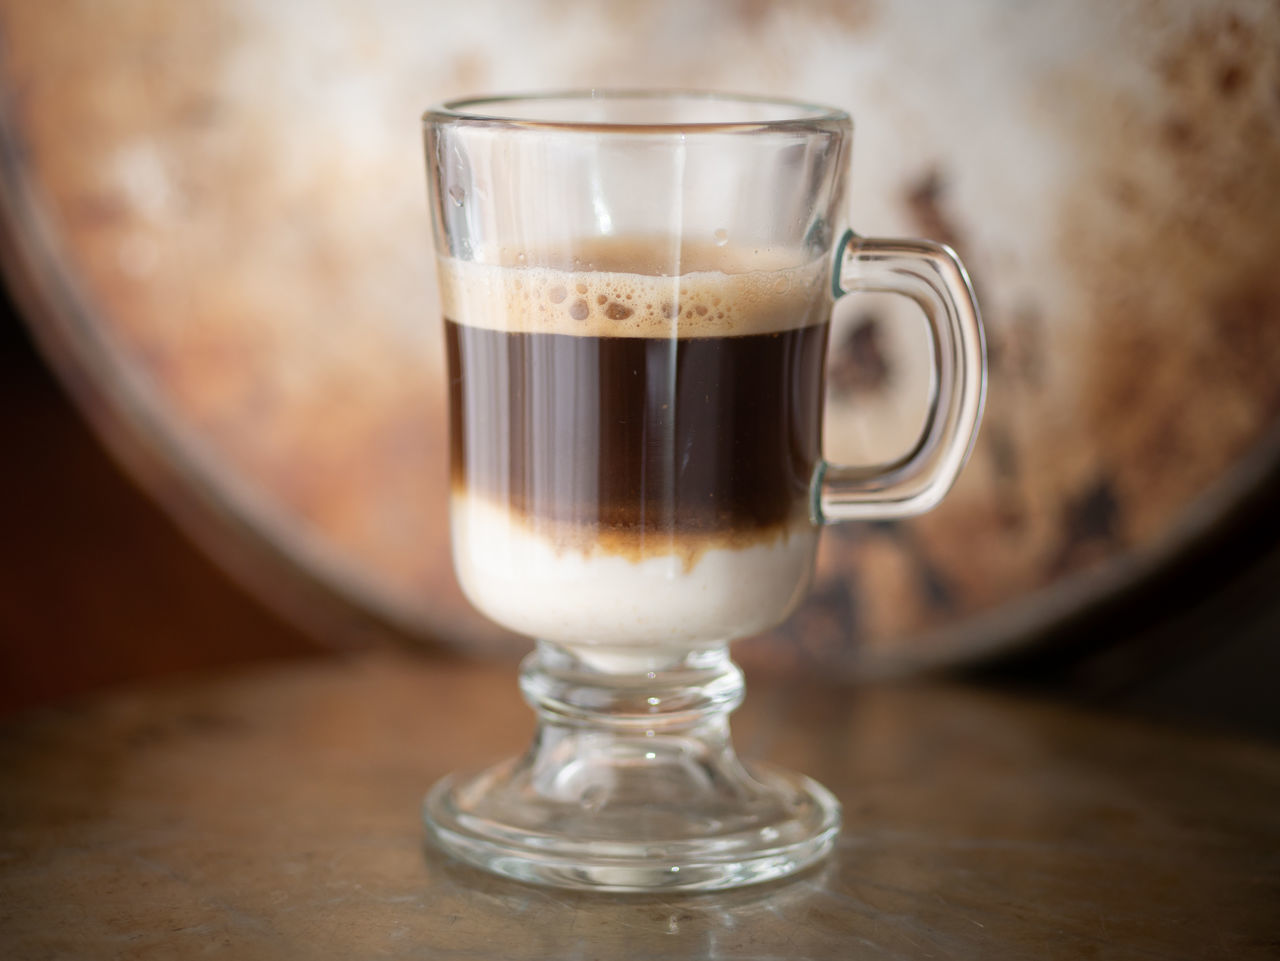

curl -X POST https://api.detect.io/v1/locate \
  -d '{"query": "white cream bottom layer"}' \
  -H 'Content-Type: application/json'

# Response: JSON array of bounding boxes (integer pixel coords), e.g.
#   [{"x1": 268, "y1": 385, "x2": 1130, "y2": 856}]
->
[{"x1": 451, "y1": 495, "x2": 818, "y2": 648}]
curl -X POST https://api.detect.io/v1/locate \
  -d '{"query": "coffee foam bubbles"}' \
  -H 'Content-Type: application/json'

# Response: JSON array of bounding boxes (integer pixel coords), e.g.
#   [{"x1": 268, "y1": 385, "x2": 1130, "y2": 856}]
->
[{"x1": 438, "y1": 242, "x2": 830, "y2": 339}]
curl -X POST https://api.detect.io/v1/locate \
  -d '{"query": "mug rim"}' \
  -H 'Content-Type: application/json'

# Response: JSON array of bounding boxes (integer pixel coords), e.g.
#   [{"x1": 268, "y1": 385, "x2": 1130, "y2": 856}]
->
[{"x1": 423, "y1": 89, "x2": 850, "y2": 134}]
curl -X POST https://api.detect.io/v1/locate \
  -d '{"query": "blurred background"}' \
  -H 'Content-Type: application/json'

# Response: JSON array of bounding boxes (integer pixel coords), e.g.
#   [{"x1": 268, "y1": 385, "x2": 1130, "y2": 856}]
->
[{"x1": 1, "y1": 0, "x2": 1278, "y2": 734}]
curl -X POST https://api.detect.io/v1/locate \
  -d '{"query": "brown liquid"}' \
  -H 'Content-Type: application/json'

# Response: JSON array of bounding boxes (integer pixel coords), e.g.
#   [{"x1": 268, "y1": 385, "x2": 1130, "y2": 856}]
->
[{"x1": 446, "y1": 320, "x2": 830, "y2": 549}]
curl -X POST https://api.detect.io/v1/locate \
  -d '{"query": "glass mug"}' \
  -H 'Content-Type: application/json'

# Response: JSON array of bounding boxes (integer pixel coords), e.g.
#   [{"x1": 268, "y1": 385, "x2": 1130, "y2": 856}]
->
[{"x1": 422, "y1": 91, "x2": 985, "y2": 892}]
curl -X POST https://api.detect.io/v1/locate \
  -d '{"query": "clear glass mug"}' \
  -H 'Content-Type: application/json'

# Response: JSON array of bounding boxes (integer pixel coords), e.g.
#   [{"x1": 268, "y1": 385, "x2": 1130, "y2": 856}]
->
[{"x1": 422, "y1": 91, "x2": 985, "y2": 892}]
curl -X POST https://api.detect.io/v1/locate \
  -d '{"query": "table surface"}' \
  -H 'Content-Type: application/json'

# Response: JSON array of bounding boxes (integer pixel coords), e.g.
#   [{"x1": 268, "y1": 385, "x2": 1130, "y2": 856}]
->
[{"x1": 1, "y1": 652, "x2": 1278, "y2": 960}]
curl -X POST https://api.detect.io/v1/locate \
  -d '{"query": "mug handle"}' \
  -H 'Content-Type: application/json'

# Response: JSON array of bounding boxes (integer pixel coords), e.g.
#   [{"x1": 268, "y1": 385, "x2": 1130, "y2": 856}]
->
[{"x1": 814, "y1": 229, "x2": 988, "y2": 523}]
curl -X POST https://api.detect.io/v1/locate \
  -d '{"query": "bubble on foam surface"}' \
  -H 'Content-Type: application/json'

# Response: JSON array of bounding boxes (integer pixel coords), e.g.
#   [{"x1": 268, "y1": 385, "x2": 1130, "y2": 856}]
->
[{"x1": 438, "y1": 240, "x2": 830, "y2": 339}]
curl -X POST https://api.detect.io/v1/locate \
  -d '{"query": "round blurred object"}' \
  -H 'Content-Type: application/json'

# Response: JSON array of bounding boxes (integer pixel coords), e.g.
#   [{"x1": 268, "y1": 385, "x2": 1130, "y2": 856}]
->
[{"x1": 1, "y1": 0, "x2": 1278, "y2": 674}]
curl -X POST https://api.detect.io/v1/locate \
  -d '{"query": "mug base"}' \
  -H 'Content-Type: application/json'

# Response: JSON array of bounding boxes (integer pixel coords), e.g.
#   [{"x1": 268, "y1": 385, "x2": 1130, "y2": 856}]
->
[{"x1": 424, "y1": 759, "x2": 840, "y2": 892}]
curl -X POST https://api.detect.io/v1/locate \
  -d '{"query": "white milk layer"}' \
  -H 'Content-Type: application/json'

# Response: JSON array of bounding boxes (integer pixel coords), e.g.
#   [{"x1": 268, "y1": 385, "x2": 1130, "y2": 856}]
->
[{"x1": 451, "y1": 494, "x2": 818, "y2": 648}]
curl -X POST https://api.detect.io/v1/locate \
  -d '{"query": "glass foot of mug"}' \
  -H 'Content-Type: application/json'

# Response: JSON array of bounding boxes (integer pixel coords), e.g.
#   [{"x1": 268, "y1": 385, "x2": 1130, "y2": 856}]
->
[
  {"x1": 422, "y1": 641, "x2": 841, "y2": 892},
  {"x1": 424, "y1": 760, "x2": 838, "y2": 892}
]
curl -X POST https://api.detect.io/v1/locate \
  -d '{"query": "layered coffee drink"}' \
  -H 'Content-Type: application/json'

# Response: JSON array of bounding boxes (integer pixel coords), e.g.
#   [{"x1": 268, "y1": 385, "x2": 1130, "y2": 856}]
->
[{"x1": 441, "y1": 238, "x2": 831, "y2": 648}]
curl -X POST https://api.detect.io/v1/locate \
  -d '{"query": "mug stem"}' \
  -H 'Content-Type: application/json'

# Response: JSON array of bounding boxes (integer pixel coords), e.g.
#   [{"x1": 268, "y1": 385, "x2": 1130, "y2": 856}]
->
[{"x1": 424, "y1": 641, "x2": 840, "y2": 891}]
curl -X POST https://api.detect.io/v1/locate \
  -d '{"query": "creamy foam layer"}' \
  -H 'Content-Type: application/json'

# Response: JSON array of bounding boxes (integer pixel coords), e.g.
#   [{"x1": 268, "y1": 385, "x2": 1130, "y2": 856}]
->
[
  {"x1": 451, "y1": 493, "x2": 818, "y2": 646},
  {"x1": 438, "y1": 239, "x2": 829, "y2": 338}
]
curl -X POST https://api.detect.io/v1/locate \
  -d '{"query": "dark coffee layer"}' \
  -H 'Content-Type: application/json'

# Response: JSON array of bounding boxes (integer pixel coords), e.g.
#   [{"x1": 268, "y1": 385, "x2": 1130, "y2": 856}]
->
[{"x1": 447, "y1": 320, "x2": 829, "y2": 539}]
